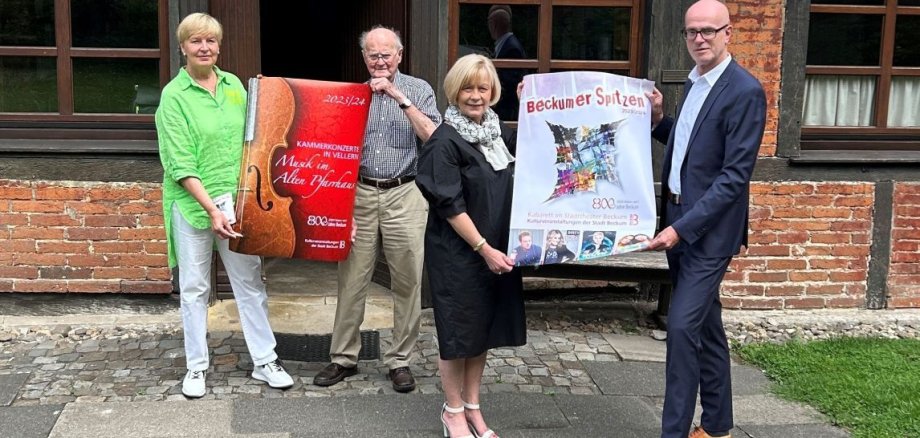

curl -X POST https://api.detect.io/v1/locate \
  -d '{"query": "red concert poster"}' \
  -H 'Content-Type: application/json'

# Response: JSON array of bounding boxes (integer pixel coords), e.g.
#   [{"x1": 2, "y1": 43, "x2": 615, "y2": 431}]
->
[{"x1": 230, "y1": 77, "x2": 370, "y2": 261}]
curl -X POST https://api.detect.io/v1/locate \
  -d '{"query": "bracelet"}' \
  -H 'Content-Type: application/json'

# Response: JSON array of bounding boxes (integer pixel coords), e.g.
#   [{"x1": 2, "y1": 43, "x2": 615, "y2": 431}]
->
[{"x1": 472, "y1": 238, "x2": 487, "y2": 252}]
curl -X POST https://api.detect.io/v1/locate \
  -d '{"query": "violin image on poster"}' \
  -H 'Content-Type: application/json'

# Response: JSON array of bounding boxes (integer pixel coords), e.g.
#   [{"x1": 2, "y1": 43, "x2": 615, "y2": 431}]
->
[{"x1": 230, "y1": 76, "x2": 371, "y2": 261}]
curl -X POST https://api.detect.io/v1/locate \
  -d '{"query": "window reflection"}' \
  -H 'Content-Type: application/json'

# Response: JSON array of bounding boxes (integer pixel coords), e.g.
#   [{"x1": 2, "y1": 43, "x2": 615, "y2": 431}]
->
[
  {"x1": 807, "y1": 14, "x2": 881, "y2": 66},
  {"x1": 894, "y1": 15, "x2": 920, "y2": 67},
  {"x1": 0, "y1": 57, "x2": 57, "y2": 112},
  {"x1": 73, "y1": 58, "x2": 159, "y2": 113},
  {"x1": 459, "y1": 4, "x2": 537, "y2": 120},
  {"x1": 458, "y1": 4, "x2": 537, "y2": 59},
  {"x1": 0, "y1": 0, "x2": 54, "y2": 46},
  {"x1": 72, "y1": 0, "x2": 158, "y2": 48},
  {"x1": 552, "y1": 7, "x2": 630, "y2": 61}
]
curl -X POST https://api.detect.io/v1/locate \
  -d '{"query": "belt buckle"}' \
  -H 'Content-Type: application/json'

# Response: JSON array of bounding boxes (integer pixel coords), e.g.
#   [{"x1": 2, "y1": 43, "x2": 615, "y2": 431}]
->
[
  {"x1": 670, "y1": 193, "x2": 681, "y2": 205},
  {"x1": 380, "y1": 177, "x2": 398, "y2": 189}
]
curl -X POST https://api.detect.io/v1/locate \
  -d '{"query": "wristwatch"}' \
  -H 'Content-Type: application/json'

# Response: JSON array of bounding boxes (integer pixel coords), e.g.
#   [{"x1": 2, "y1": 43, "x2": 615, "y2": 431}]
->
[{"x1": 398, "y1": 97, "x2": 412, "y2": 109}]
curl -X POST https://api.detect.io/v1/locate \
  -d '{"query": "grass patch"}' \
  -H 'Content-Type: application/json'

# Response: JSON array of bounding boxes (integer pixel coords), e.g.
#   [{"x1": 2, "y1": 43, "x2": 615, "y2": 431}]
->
[{"x1": 737, "y1": 337, "x2": 920, "y2": 438}]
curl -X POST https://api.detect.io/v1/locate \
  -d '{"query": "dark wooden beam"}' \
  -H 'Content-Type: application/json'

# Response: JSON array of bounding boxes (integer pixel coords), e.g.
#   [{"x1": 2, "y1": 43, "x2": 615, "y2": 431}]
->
[
  {"x1": 777, "y1": 0, "x2": 809, "y2": 158},
  {"x1": 867, "y1": 181, "x2": 892, "y2": 309}
]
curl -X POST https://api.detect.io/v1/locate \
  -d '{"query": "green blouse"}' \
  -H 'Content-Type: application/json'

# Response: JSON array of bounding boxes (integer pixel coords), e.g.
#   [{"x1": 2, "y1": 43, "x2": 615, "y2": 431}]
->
[{"x1": 155, "y1": 66, "x2": 247, "y2": 268}]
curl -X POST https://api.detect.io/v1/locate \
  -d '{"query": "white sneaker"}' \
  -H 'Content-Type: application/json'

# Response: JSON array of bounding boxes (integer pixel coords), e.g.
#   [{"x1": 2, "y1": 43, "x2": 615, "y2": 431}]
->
[
  {"x1": 252, "y1": 359, "x2": 294, "y2": 389},
  {"x1": 182, "y1": 370, "x2": 206, "y2": 398}
]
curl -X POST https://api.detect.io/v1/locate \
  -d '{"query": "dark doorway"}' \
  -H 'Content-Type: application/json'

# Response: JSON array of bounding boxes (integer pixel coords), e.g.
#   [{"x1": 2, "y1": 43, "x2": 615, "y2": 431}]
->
[
  {"x1": 259, "y1": 2, "x2": 346, "y2": 81},
  {"x1": 258, "y1": 0, "x2": 409, "y2": 84}
]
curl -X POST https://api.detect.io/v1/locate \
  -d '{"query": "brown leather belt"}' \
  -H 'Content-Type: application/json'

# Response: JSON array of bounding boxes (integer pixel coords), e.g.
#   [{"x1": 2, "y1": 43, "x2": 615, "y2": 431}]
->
[
  {"x1": 668, "y1": 192, "x2": 682, "y2": 205},
  {"x1": 358, "y1": 175, "x2": 415, "y2": 190}
]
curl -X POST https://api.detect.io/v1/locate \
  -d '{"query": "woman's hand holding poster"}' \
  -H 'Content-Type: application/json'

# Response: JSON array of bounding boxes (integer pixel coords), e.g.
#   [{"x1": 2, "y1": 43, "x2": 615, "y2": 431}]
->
[{"x1": 508, "y1": 72, "x2": 656, "y2": 266}]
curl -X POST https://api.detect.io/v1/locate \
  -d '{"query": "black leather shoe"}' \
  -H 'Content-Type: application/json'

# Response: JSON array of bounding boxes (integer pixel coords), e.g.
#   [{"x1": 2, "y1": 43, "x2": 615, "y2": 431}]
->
[
  {"x1": 388, "y1": 366, "x2": 416, "y2": 392},
  {"x1": 313, "y1": 363, "x2": 357, "y2": 387}
]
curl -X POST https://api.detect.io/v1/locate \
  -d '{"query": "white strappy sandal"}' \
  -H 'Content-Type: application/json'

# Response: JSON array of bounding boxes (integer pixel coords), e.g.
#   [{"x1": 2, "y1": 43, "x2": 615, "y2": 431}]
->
[
  {"x1": 463, "y1": 402, "x2": 498, "y2": 438},
  {"x1": 441, "y1": 403, "x2": 475, "y2": 438}
]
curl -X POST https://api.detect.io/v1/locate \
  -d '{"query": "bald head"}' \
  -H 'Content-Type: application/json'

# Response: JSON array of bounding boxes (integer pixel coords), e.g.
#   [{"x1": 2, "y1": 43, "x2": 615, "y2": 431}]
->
[
  {"x1": 686, "y1": 0, "x2": 730, "y2": 26},
  {"x1": 684, "y1": 0, "x2": 732, "y2": 75},
  {"x1": 488, "y1": 5, "x2": 512, "y2": 40}
]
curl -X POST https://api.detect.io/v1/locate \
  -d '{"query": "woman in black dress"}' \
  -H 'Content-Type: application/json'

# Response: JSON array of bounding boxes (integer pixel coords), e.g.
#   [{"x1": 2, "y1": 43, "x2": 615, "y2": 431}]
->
[{"x1": 416, "y1": 54, "x2": 525, "y2": 438}]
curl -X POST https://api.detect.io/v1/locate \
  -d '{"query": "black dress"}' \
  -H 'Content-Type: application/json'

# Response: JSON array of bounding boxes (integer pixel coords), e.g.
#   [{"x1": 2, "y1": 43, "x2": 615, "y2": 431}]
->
[{"x1": 416, "y1": 123, "x2": 526, "y2": 360}]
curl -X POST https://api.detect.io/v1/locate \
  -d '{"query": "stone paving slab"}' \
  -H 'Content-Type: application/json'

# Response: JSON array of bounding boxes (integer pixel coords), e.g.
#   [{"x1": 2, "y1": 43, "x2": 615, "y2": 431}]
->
[
  {"x1": 0, "y1": 372, "x2": 29, "y2": 406},
  {"x1": 732, "y1": 394, "x2": 828, "y2": 426},
  {"x1": 0, "y1": 404, "x2": 64, "y2": 438},
  {"x1": 602, "y1": 333, "x2": 667, "y2": 362},
  {"x1": 739, "y1": 424, "x2": 851, "y2": 438},
  {"x1": 585, "y1": 361, "x2": 666, "y2": 396},
  {"x1": 233, "y1": 393, "x2": 569, "y2": 435},
  {"x1": 466, "y1": 392, "x2": 572, "y2": 430},
  {"x1": 49, "y1": 399, "x2": 288, "y2": 438},
  {"x1": 585, "y1": 361, "x2": 771, "y2": 398},
  {"x1": 511, "y1": 426, "x2": 660, "y2": 437},
  {"x1": 554, "y1": 393, "x2": 661, "y2": 431},
  {"x1": 648, "y1": 393, "x2": 831, "y2": 430}
]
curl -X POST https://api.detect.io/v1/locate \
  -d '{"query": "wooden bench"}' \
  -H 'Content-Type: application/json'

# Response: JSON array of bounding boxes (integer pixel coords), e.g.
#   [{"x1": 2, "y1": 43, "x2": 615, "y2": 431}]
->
[{"x1": 520, "y1": 250, "x2": 672, "y2": 325}]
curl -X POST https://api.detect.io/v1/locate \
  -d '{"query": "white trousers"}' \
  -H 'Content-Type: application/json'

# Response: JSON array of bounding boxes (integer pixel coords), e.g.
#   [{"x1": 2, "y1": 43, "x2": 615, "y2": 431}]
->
[{"x1": 172, "y1": 205, "x2": 278, "y2": 372}]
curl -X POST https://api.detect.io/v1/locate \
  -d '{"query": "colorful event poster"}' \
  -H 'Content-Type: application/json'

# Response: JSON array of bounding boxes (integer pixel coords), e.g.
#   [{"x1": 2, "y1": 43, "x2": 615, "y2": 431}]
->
[
  {"x1": 230, "y1": 77, "x2": 370, "y2": 261},
  {"x1": 508, "y1": 71, "x2": 656, "y2": 266}
]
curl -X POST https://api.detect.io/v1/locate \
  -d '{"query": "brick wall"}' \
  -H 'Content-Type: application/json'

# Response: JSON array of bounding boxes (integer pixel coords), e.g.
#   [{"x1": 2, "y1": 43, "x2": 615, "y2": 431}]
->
[
  {"x1": 727, "y1": 0, "x2": 784, "y2": 157},
  {"x1": 889, "y1": 183, "x2": 920, "y2": 308},
  {"x1": 721, "y1": 182, "x2": 874, "y2": 309},
  {"x1": 0, "y1": 180, "x2": 171, "y2": 294}
]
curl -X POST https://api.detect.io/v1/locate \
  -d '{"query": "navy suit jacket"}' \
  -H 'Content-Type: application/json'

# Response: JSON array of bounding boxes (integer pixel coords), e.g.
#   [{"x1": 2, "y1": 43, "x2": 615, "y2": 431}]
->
[
  {"x1": 494, "y1": 34, "x2": 526, "y2": 120},
  {"x1": 652, "y1": 59, "x2": 767, "y2": 258}
]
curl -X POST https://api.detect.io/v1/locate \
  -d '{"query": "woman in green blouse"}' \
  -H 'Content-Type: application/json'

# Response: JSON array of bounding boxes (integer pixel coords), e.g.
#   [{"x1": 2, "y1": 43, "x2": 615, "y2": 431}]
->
[{"x1": 155, "y1": 12, "x2": 293, "y2": 399}]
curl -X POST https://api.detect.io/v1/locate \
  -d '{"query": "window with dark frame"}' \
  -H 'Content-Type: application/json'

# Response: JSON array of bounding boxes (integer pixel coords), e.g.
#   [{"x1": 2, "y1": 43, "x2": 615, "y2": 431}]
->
[
  {"x1": 450, "y1": 0, "x2": 645, "y2": 122},
  {"x1": 802, "y1": 0, "x2": 920, "y2": 151},
  {"x1": 0, "y1": 0, "x2": 169, "y2": 140}
]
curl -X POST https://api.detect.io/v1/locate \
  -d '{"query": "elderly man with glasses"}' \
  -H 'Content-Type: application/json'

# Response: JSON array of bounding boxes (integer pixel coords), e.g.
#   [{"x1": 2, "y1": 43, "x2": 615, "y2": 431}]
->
[{"x1": 313, "y1": 25, "x2": 441, "y2": 393}]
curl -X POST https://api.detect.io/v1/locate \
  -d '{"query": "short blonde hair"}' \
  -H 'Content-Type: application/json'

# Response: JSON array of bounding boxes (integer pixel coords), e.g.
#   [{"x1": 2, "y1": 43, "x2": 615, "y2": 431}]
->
[
  {"x1": 443, "y1": 54, "x2": 501, "y2": 107},
  {"x1": 177, "y1": 13, "x2": 223, "y2": 44}
]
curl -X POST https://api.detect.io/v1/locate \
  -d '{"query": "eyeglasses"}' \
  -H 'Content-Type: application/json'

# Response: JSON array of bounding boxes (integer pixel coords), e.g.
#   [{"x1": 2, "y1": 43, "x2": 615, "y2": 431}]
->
[
  {"x1": 681, "y1": 24, "x2": 729, "y2": 41},
  {"x1": 364, "y1": 52, "x2": 394, "y2": 62}
]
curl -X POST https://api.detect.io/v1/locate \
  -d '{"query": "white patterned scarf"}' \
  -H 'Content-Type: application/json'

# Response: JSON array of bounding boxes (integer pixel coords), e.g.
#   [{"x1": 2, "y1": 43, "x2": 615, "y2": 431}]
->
[{"x1": 444, "y1": 105, "x2": 515, "y2": 171}]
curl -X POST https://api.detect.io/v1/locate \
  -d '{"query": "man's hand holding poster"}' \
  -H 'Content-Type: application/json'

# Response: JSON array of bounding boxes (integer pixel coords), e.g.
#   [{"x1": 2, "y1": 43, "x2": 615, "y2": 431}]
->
[{"x1": 509, "y1": 72, "x2": 656, "y2": 266}]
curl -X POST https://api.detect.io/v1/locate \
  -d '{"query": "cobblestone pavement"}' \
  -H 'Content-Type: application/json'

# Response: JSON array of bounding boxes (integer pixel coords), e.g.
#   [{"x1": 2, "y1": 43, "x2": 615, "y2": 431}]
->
[
  {"x1": 0, "y1": 317, "x2": 627, "y2": 406},
  {"x1": 4, "y1": 307, "x2": 920, "y2": 407}
]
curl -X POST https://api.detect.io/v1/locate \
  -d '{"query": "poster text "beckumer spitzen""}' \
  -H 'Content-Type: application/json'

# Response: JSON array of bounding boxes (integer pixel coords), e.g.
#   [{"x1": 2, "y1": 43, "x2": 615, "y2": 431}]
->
[{"x1": 524, "y1": 86, "x2": 646, "y2": 114}]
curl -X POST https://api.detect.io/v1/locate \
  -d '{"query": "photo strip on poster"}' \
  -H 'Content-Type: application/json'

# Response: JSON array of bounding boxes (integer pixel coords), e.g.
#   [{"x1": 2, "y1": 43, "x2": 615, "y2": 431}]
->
[{"x1": 508, "y1": 72, "x2": 657, "y2": 266}]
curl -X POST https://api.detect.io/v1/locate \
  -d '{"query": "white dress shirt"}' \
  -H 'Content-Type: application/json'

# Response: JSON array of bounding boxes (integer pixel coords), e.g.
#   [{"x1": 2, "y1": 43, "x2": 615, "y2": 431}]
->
[{"x1": 668, "y1": 56, "x2": 733, "y2": 195}]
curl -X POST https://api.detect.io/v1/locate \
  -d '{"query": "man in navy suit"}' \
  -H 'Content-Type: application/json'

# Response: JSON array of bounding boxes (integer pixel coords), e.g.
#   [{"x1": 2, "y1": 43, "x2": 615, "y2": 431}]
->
[
  {"x1": 646, "y1": 1, "x2": 767, "y2": 437},
  {"x1": 488, "y1": 5, "x2": 526, "y2": 120}
]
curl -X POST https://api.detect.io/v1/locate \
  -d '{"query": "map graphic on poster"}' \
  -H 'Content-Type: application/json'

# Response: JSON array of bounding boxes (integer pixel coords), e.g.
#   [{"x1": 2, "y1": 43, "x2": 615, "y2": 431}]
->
[
  {"x1": 508, "y1": 72, "x2": 656, "y2": 266},
  {"x1": 230, "y1": 77, "x2": 370, "y2": 261}
]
